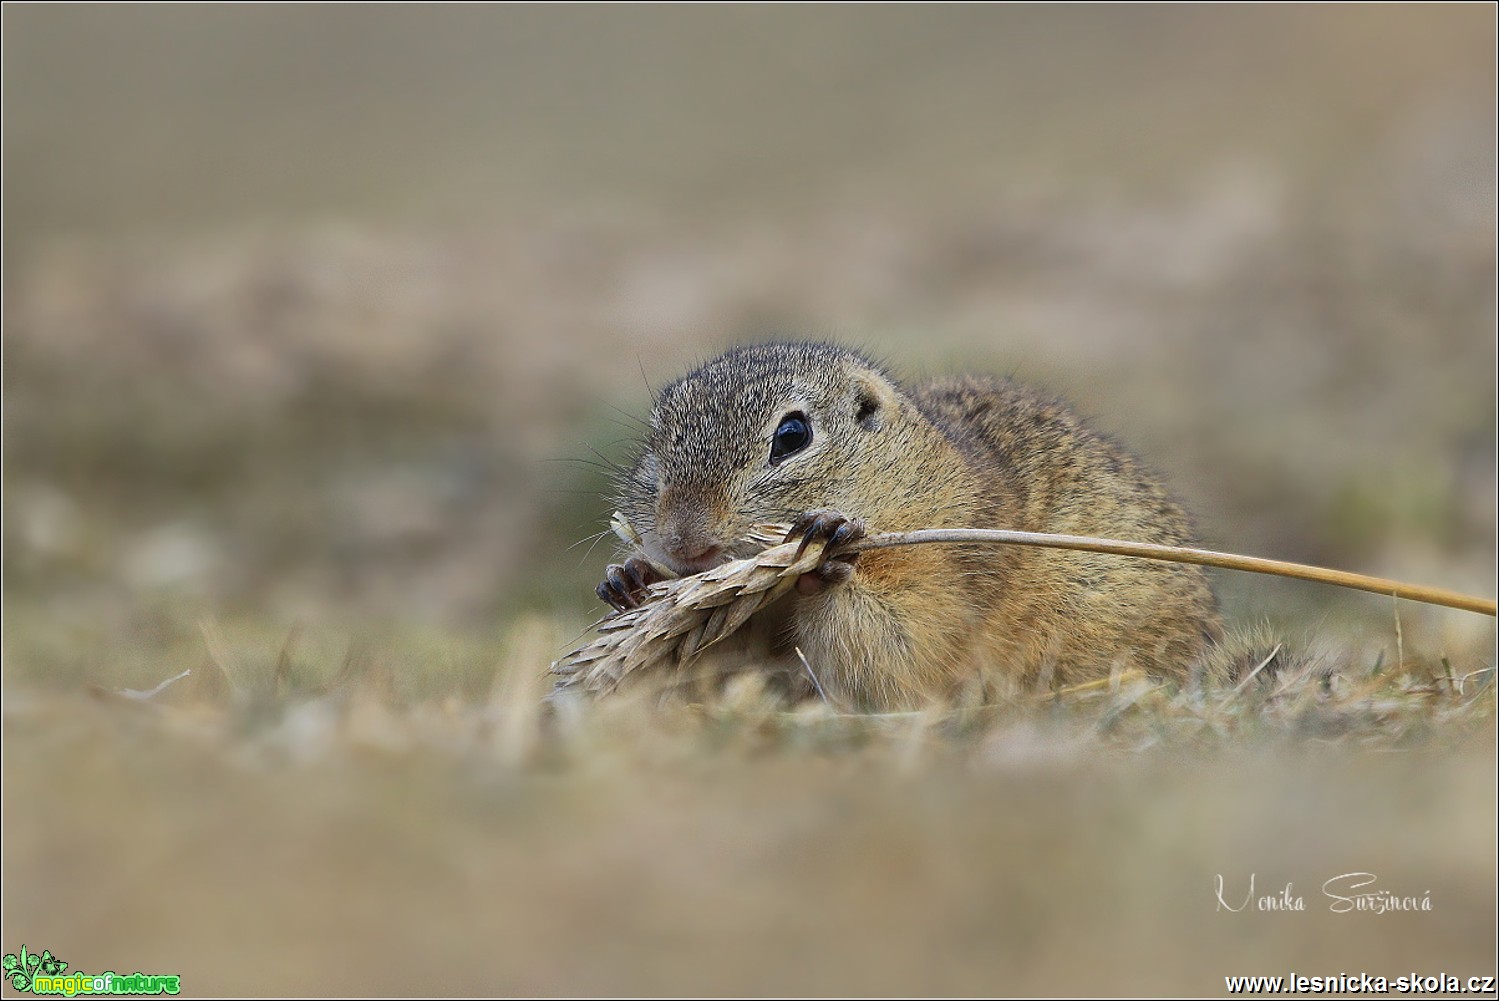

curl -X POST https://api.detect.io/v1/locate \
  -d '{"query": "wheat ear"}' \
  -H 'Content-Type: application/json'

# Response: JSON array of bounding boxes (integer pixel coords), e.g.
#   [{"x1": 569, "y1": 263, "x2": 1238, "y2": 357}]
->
[{"x1": 550, "y1": 534, "x2": 828, "y2": 696}]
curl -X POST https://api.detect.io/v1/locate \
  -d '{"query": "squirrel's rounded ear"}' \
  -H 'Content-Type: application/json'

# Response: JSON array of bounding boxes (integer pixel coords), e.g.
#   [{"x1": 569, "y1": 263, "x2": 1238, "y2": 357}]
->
[{"x1": 852, "y1": 373, "x2": 896, "y2": 431}]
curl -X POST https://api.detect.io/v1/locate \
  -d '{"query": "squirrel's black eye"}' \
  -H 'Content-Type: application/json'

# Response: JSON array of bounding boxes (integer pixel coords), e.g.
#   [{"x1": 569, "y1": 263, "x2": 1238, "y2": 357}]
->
[{"x1": 769, "y1": 413, "x2": 812, "y2": 463}]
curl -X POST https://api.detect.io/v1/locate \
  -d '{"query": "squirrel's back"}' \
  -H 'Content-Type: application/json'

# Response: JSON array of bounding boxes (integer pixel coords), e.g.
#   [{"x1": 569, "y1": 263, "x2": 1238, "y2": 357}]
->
[{"x1": 909, "y1": 373, "x2": 1222, "y2": 692}]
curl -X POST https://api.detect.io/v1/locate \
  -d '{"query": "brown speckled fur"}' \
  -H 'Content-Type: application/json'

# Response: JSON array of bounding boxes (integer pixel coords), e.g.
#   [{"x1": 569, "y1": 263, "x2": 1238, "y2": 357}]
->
[{"x1": 611, "y1": 342, "x2": 1222, "y2": 709}]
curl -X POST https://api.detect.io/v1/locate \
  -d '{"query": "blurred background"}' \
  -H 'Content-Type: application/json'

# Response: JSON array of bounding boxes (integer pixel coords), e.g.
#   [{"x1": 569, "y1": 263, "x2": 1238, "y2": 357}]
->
[{"x1": 3, "y1": 5, "x2": 1495, "y2": 995}]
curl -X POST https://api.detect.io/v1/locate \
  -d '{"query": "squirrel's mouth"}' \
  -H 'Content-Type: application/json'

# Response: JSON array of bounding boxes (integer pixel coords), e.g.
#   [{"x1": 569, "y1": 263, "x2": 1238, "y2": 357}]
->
[
  {"x1": 640, "y1": 534, "x2": 732, "y2": 577},
  {"x1": 666, "y1": 546, "x2": 726, "y2": 576}
]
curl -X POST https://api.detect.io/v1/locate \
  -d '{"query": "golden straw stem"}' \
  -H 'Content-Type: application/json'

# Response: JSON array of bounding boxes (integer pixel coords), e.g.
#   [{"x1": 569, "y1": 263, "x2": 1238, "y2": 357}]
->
[{"x1": 846, "y1": 529, "x2": 1497, "y2": 617}]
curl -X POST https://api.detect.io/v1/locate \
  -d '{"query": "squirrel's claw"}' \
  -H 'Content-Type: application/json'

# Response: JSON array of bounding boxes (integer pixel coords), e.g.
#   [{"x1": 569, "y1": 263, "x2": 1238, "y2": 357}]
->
[
  {"x1": 787, "y1": 509, "x2": 867, "y2": 559},
  {"x1": 786, "y1": 509, "x2": 866, "y2": 593},
  {"x1": 597, "y1": 556, "x2": 665, "y2": 612}
]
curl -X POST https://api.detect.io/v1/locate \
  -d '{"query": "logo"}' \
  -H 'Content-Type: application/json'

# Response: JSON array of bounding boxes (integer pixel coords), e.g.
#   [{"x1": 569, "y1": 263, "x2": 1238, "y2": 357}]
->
[{"x1": 3, "y1": 946, "x2": 180, "y2": 996}]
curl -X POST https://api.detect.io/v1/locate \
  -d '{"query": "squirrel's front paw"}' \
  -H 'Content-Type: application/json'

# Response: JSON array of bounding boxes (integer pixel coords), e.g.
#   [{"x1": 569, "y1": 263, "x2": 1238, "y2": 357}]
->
[
  {"x1": 597, "y1": 556, "x2": 666, "y2": 612},
  {"x1": 785, "y1": 509, "x2": 866, "y2": 595}
]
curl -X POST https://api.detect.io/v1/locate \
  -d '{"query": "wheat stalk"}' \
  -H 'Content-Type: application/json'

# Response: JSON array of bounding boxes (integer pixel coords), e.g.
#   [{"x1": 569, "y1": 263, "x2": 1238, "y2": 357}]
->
[
  {"x1": 550, "y1": 514, "x2": 1497, "y2": 697},
  {"x1": 851, "y1": 528, "x2": 1498, "y2": 616}
]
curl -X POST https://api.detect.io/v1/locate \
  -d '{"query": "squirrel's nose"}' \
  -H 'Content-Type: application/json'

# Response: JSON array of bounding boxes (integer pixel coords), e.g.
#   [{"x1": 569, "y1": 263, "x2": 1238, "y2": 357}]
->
[
  {"x1": 658, "y1": 516, "x2": 726, "y2": 574},
  {"x1": 656, "y1": 492, "x2": 729, "y2": 574}
]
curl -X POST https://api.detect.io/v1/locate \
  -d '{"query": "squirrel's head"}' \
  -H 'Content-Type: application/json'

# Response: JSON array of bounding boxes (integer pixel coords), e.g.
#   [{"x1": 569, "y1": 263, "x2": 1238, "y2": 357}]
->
[{"x1": 618, "y1": 342, "x2": 907, "y2": 576}]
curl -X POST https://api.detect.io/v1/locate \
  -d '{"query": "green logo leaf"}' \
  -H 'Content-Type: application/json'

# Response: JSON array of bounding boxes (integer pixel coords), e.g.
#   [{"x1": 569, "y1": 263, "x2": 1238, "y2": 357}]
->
[{"x1": 2, "y1": 946, "x2": 70, "y2": 991}]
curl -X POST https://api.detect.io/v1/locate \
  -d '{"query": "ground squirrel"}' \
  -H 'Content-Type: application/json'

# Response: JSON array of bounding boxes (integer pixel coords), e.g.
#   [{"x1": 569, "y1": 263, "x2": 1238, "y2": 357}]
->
[{"x1": 597, "y1": 341, "x2": 1222, "y2": 709}]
